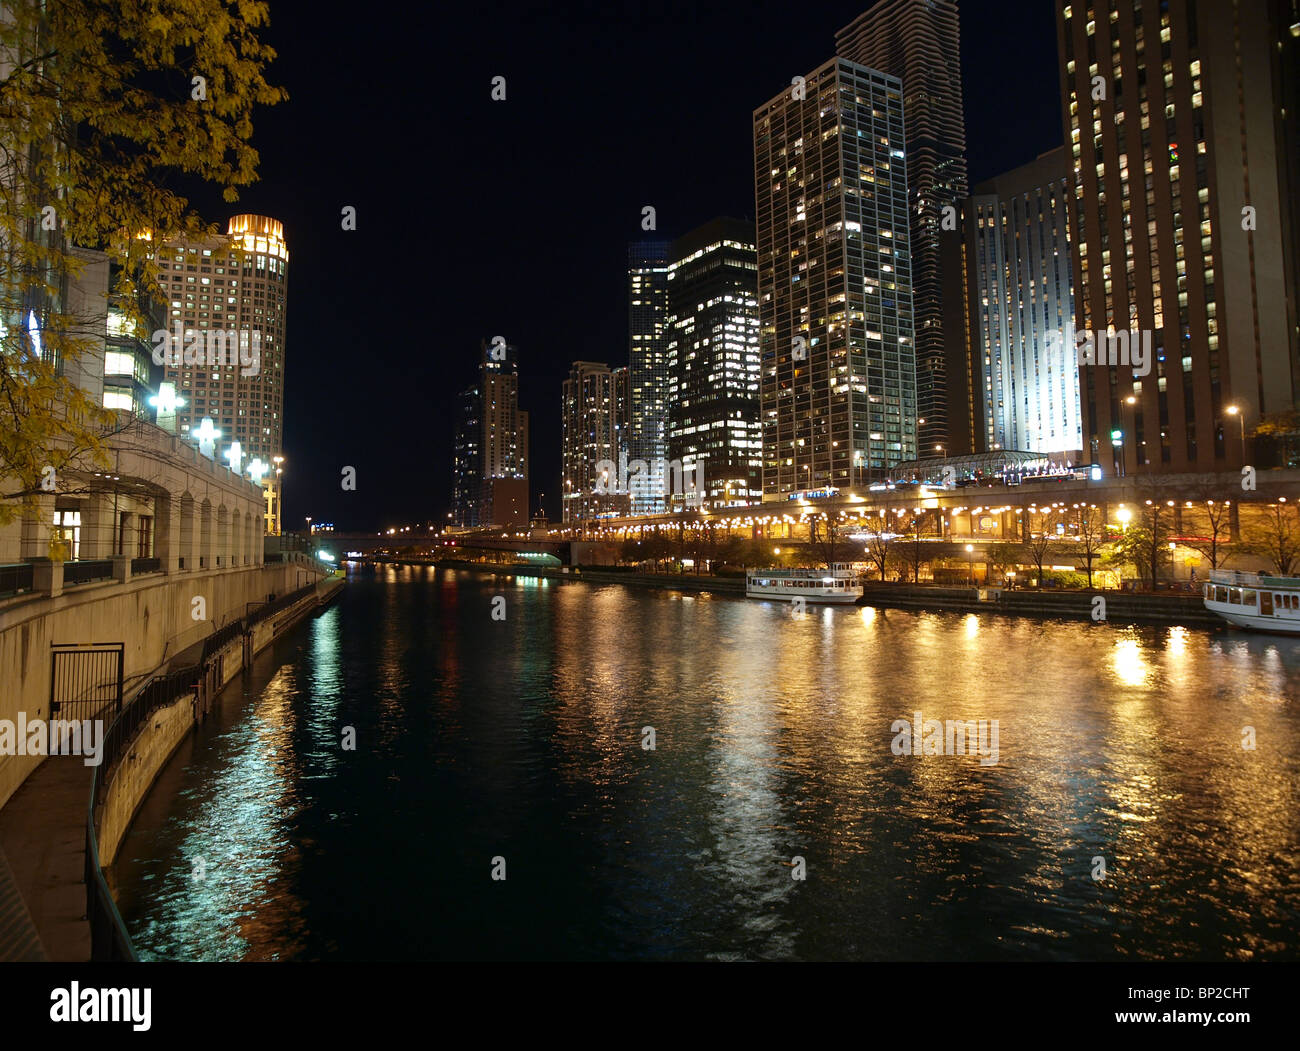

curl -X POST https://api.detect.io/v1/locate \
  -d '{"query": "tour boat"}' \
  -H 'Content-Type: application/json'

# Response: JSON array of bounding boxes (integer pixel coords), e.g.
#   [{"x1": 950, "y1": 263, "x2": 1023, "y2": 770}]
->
[
  {"x1": 1203, "y1": 569, "x2": 1300, "y2": 635},
  {"x1": 746, "y1": 563, "x2": 863, "y2": 604}
]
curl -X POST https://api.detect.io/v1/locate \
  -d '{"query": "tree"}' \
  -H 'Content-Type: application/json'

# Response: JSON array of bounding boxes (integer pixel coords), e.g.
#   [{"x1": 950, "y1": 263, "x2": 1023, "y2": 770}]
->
[
  {"x1": 1183, "y1": 494, "x2": 1234, "y2": 571},
  {"x1": 1, "y1": 0, "x2": 286, "y2": 524},
  {"x1": 986, "y1": 542, "x2": 1026, "y2": 586},
  {"x1": 1073, "y1": 504, "x2": 1107, "y2": 587},
  {"x1": 808, "y1": 510, "x2": 848, "y2": 568},
  {"x1": 900, "y1": 512, "x2": 931, "y2": 583},
  {"x1": 1245, "y1": 502, "x2": 1300, "y2": 576},
  {"x1": 1023, "y1": 510, "x2": 1060, "y2": 587},
  {"x1": 862, "y1": 510, "x2": 893, "y2": 580}
]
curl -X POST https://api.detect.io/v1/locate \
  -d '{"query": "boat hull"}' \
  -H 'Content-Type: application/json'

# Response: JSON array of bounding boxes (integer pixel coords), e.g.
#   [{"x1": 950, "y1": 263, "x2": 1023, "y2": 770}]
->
[
  {"x1": 1204, "y1": 606, "x2": 1300, "y2": 635},
  {"x1": 745, "y1": 588, "x2": 862, "y2": 604}
]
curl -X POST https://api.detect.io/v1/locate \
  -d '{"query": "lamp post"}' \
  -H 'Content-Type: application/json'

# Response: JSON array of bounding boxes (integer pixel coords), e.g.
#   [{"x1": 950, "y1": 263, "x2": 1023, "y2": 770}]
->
[
  {"x1": 1225, "y1": 404, "x2": 1246, "y2": 464},
  {"x1": 966, "y1": 542, "x2": 975, "y2": 586}
]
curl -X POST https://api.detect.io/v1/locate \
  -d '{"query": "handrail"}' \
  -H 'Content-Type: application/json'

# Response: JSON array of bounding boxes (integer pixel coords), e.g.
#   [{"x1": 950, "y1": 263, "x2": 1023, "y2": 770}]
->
[{"x1": 1208, "y1": 569, "x2": 1298, "y2": 588}]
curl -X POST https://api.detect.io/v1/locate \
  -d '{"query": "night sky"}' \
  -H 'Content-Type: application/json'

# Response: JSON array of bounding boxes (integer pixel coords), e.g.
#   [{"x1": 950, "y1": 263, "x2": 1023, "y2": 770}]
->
[{"x1": 190, "y1": 0, "x2": 1061, "y2": 533}]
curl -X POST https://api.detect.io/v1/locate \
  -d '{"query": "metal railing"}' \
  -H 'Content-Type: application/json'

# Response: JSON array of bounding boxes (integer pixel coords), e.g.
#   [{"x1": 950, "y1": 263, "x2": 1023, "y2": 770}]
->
[
  {"x1": 87, "y1": 663, "x2": 200, "y2": 961},
  {"x1": 131, "y1": 557, "x2": 161, "y2": 575},
  {"x1": 245, "y1": 582, "x2": 318, "y2": 628},
  {"x1": 63, "y1": 559, "x2": 114, "y2": 586},
  {"x1": 0, "y1": 562, "x2": 34, "y2": 597},
  {"x1": 200, "y1": 618, "x2": 246, "y2": 663},
  {"x1": 1209, "y1": 569, "x2": 1298, "y2": 588}
]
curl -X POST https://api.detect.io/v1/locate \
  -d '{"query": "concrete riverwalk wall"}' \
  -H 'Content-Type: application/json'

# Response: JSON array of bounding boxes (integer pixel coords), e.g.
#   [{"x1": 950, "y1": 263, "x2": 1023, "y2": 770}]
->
[
  {"x1": 94, "y1": 575, "x2": 343, "y2": 866},
  {"x1": 0, "y1": 557, "x2": 327, "y2": 811}
]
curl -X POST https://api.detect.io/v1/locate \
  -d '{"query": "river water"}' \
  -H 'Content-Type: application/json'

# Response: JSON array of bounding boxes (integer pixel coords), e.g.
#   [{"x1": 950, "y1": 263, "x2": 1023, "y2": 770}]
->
[{"x1": 108, "y1": 565, "x2": 1300, "y2": 961}]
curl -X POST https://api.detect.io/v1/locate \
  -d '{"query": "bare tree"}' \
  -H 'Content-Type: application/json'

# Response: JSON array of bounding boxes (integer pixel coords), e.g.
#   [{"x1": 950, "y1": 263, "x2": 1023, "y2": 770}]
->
[
  {"x1": 1074, "y1": 504, "x2": 1107, "y2": 587},
  {"x1": 1245, "y1": 501, "x2": 1300, "y2": 576}
]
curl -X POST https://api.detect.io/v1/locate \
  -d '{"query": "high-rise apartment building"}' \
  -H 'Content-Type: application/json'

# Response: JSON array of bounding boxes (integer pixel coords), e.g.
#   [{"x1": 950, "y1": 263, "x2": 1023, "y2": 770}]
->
[
  {"x1": 1057, "y1": 0, "x2": 1300, "y2": 472},
  {"x1": 450, "y1": 339, "x2": 530, "y2": 528},
  {"x1": 157, "y1": 214, "x2": 289, "y2": 467},
  {"x1": 754, "y1": 58, "x2": 916, "y2": 500},
  {"x1": 665, "y1": 217, "x2": 761, "y2": 507},
  {"x1": 561, "y1": 361, "x2": 628, "y2": 524},
  {"x1": 451, "y1": 383, "x2": 482, "y2": 528},
  {"x1": 964, "y1": 148, "x2": 1081, "y2": 455},
  {"x1": 627, "y1": 241, "x2": 672, "y2": 513},
  {"x1": 837, "y1": 0, "x2": 969, "y2": 458}
]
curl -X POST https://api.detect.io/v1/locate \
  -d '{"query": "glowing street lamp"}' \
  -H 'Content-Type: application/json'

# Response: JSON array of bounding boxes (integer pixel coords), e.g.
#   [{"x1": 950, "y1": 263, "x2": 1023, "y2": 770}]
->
[
  {"x1": 224, "y1": 441, "x2": 245, "y2": 474},
  {"x1": 194, "y1": 417, "x2": 221, "y2": 459},
  {"x1": 1225, "y1": 404, "x2": 1246, "y2": 463},
  {"x1": 966, "y1": 542, "x2": 975, "y2": 586}
]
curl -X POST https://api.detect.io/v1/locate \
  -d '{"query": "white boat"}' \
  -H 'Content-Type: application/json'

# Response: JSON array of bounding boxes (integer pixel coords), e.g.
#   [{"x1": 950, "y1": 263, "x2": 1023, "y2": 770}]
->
[
  {"x1": 746, "y1": 563, "x2": 862, "y2": 604},
  {"x1": 1203, "y1": 570, "x2": 1300, "y2": 634}
]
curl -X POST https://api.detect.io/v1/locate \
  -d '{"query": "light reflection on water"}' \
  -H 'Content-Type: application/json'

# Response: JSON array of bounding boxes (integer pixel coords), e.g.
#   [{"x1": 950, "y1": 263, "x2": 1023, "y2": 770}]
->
[{"x1": 110, "y1": 566, "x2": 1300, "y2": 961}]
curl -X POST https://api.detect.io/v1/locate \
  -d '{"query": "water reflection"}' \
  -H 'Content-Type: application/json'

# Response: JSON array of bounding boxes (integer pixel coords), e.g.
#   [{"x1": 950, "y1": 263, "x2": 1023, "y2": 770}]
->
[{"x1": 112, "y1": 571, "x2": 1300, "y2": 961}]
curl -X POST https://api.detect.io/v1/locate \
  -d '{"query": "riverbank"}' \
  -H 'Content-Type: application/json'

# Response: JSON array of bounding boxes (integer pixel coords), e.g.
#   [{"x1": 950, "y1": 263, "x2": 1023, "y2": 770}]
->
[
  {"x1": 0, "y1": 572, "x2": 344, "y2": 962},
  {"x1": 856, "y1": 581, "x2": 1220, "y2": 626},
  {"x1": 394, "y1": 560, "x2": 1218, "y2": 625}
]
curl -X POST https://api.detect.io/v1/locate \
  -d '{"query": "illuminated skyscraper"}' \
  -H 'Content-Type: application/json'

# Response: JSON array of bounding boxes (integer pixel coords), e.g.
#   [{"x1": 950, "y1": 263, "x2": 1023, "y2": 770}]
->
[
  {"x1": 157, "y1": 214, "x2": 289, "y2": 467},
  {"x1": 665, "y1": 218, "x2": 761, "y2": 507},
  {"x1": 451, "y1": 339, "x2": 530, "y2": 528},
  {"x1": 561, "y1": 361, "x2": 627, "y2": 524},
  {"x1": 1057, "y1": 0, "x2": 1300, "y2": 472},
  {"x1": 627, "y1": 241, "x2": 672, "y2": 513},
  {"x1": 754, "y1": 57, "x2": 916, "y2": 500},
  {"x1": 964, "y1": 148, "x2": 1081, "y2": 455},
  {"x1": 837, "y1": 0, "x2": 969, "y2": 458}
]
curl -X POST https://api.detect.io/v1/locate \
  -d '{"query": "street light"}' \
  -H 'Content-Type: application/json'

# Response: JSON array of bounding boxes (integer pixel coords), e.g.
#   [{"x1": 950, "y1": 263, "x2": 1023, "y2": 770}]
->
[
  {"x1": 966, "y1": 543, "x2": 975, "y2": 586},
  {"x1": 1225, "y1": 404, "x2": 1246, "y2": 464}
]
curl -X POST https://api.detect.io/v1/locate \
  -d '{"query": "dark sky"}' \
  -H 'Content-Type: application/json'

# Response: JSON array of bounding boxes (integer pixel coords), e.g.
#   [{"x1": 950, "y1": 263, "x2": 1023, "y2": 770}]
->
[{"x1": 195, "y1": 0, "x2": 1061, "y2": 533}]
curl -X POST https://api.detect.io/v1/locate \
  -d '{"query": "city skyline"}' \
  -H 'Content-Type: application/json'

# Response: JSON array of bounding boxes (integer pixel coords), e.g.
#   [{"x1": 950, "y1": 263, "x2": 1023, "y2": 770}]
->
[{"x1": 170, "y1": 0, "x2": 1063, "y2": 532}]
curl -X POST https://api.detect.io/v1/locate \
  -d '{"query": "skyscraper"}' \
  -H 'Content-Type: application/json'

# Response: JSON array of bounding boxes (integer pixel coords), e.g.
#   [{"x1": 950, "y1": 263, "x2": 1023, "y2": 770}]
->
[
  {"x1": 157, "y1": 214, "x2": 289, "y2": 467},
  {"x1": 561, "y1": 361, "x2": 627, "y2": 524},
  {"x1": 450, "y1": 339, "x2": 530, "y2": 528},
  {"x1": 1057, "y1": 0, "x2": 1300, "y2": 472},
  {"x1": 964, "y1": 148, "x2": 1081, "y2": 455},
  {"x1": 754, "y1": 58, "x2": 916, "y2": 500},
  {"x1": 627, "y1": 241, "x2": 672, "y2": 513},
  {"x1": 451, "y1": 383, "x2": 482, "y2": 528},
  {"x1": 665, "y1": 217, "x2": 761, "y2": 507},
  {"x1": 837, "y1": 0, "x2": 969, "y2": 458}
]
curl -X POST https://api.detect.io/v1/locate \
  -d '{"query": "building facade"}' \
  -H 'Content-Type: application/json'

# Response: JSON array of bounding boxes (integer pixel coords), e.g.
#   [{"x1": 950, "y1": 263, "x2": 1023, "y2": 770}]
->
[
  {"x1": 450, "y1": 339, "x2": 530, "y2": 528},
  {"x1": 561, "y1": 361, "x2": 627, "y2": 524},
  {"x1": 154, "y1": 215, "x2": 288, "y2": 470},
  {"x1": 754, "y1": 58, "x2": 917, "y2": 500},
  {"x1": 627, "y1": 241, "x2": 672, "y2": 513},
  {"x1": 837, "y1": 0, "x2": 969, "y2": 458},
  {"x1": 1057, "y1": 0, "x2": 1299, "y2": 473},
  {"x1": 665, "y1": 217, "x2": 761, "y2": 508},
  {"x1": 964, "y1": 148, "x2": 1081, "y2": 456}
]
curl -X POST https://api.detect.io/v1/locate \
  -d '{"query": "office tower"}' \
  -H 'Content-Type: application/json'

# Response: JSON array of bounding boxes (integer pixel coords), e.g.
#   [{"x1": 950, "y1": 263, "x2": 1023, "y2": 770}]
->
[
  {"x1": 157, "y1": 214, "x2": 288, "y2": 467},
  {"x1": 627, "y1": 241, "x2": 672, "y2": 513},
  {"x1": 754, "y1": 58, "x2": 916, "y2": 500},
  {"x1": 479, "y1": 338, "x2": 529, "y2": 527},
  {"x1": 837, "y1": 0, "x2": 969, "y2": 458},
  {"x1": 451, "y1": 383, "x2": 482, "y2": 528},
  {"x1": 450, "y1": 340, "x2": 530, "y2": 528},
  {"x1": 964, "y1": 148, "x2": 1081, "y2": 455},
  {"x1": 613, "y1": 365, "x2": 631, "y2": 457},
  {"x1": 561, "y1": 361, "x2": 627, "y2": 524},
  {"x1": 1057, "y1": 0, "x2": 1300, "y2": 472},
  {"x1": 665, "y1": 217, "x2": 761, "y2": 508}
]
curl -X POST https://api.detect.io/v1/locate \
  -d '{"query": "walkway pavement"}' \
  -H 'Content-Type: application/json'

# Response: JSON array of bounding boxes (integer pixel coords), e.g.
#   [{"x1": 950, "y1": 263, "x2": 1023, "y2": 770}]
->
[{"x1": 0, "y1": 757, "x2": 92, "y2": 962}]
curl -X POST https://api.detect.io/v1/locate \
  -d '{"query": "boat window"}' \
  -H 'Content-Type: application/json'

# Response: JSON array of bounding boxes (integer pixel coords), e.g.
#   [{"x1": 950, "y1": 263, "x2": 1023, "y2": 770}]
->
[
  {"x1": 1229, "y1": 589, "x2": 1241, "y2": 605},
  {"x1": 1216, "y1": 587, "x2": 1227, "y2": 602},
  {"x1": 1243, "y1": 590, "x2": 1257, "y2": 606}
]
